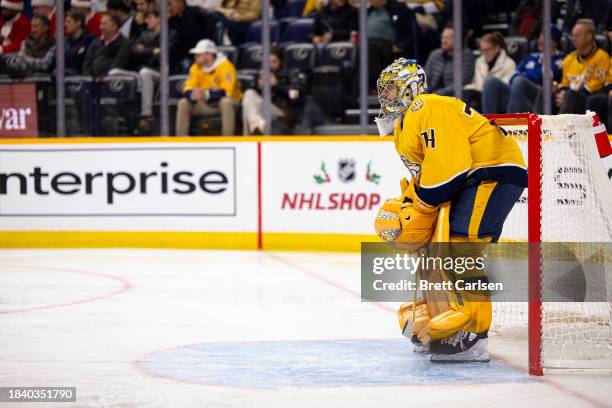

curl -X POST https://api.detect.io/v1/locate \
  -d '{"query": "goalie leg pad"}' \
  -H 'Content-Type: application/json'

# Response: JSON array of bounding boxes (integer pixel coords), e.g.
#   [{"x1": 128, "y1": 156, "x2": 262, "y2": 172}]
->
[{"x1": 397, "y1": 300, "x2": 430, "y2": 338}]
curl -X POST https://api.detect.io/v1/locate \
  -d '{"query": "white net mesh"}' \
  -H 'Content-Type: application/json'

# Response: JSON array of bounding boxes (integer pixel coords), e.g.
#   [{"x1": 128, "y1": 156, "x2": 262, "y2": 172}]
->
[{"x1": 492, "y1": 114, "x2": 612, "y2": 368}]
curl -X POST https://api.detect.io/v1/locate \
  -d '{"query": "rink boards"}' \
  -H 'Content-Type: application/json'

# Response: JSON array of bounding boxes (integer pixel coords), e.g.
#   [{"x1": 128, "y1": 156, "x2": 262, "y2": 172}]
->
[{"x1": 0, "y1": 136, "x2": 611, "y2": 251}]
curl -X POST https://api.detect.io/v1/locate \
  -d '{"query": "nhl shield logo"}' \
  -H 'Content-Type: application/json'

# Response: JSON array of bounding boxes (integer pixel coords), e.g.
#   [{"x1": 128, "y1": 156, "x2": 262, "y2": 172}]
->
[{"x1": 338, "y1": 159, "x2": 356, "y2": 183}]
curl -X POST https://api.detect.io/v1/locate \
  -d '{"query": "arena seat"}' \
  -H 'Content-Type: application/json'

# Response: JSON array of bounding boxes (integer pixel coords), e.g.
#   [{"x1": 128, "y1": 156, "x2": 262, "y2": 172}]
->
[
  {"x1": 505, "y1": 36, "x2": 529, "y2": 64},
  {"x1": 22, "y1": 76, "x2": 51, "y2": 135},
  {"x1": 238, "y1": 43, "x2": 263, "y2": 71},
  {"x1": 99, "y1": 75, "x2": 139, "y2": 136},
  {"x1": 218, "y1": 45, "x2": 238, "y2": 65},
  {"x1": 318, "y1": 42, "x2": 357, "y2": 70},
  {"x1": 49, "y1": 76, "x2": 93, "y2": 136},
  {"x1": 595, "y1": 34, "x2": 610, "y2": 53},
  {"x1": 310, "y1": 65, "x2": 344, "y2": 117},
  {"x1": 237, "y1": 72, "x2": 256, "y2": 91},
  {"x1": 280, "y1": 17, "x2": 314, "y2": 45},
  {"x1": 246, "y1": 20, "x2": 280, "y2": 44},
  {"x1": 283, "y1": 43, "x2": 316, "y2": 73}
]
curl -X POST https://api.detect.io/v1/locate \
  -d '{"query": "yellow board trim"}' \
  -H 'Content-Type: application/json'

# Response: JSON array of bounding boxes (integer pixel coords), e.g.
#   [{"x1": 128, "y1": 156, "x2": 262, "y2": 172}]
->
[
  {"x1": 0, "y1": 231, "x2": 258, "y2": 250},
  {"x1": 263, "y1": 232, "x2": 379, "y2": 252},
  {"x1": 0, "y1": 231, "x2": 378, "y2": 252}
]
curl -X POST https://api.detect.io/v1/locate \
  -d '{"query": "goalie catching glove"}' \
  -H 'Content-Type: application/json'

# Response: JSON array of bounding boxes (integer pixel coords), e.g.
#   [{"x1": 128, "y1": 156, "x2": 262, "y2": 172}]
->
[{"x1": 374, "y1": 178, "x2": 439, "y2": 249}]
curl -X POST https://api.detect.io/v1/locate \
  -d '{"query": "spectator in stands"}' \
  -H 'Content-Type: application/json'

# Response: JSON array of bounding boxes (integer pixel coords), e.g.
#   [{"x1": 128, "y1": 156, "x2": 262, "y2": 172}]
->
[
  {"x1": 176, "y1": 39, "x2": 242, "y2": 136},
  {"x1": 31, "y1": 0, "x2": 57, "y2": 36},
  {"x1": 107, "y1": 0, "x2": 134, "y2": 39},
  {"x1": 71, "y1": 0, "x2": 103, "y2": 37},
  {"x1": 555, "y1": 19, "x2": 610, "y2": 114},
  {"x1": 0, "y1": 0, "x2": 30, "y2": 55},
  {"x1": 111, "y1": 9, "x2": 177, "y2": 134},
  {"x1": 404, "y1": 0, "x2": 443, "y2": 61},
  {"x1": 367, "y1": 0, "x2": 416, "y2": 91},
  {"x1": 310, "y1": 0, "x2": 357, "y2": 45},
  {"x1": 242, "y1": 47, "x2": 298, "y2": 135},
  {"x1": 465, "y1": 31, "x2": 516, "y2": 114},
  {"x1": 168, "y1": 0, "x2": 218, "y2": 73},
  {"x1": 216, "y1": 0, "x2": 261, "y2": 45},
  {"x1": 7, "y1": 14, "x2": 54, "y2": 77},
  {"x1": 82, "y1": 13, "x2": 131, "y2": 78},
  {"x1": 303, "y1": 0, "x2": 324, "y2": 16},
  {"x1": 513, "y1": 0, "x2": 541, "y2": 39},
  {"x1": 128, "y1": 0, "x2": 154, "y2": 39},
  {"x1": 506, "y1": 27, "x2": 564, "y2": 114},
  {"x1": 585, "y1": 56, "x2": 612, "y2": 129},
  {"x1": 64, "y1": 10, "x2": 94, "y2": 75},
  {"x1": 424, "y1": 24, "x2": 475, "y2": 96}
]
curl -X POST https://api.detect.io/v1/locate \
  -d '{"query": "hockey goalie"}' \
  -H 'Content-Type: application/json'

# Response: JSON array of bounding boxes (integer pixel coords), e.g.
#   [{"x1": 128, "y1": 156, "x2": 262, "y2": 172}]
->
[{"x1": 373, "y1": 58, "x2": 527, "y2": 362}]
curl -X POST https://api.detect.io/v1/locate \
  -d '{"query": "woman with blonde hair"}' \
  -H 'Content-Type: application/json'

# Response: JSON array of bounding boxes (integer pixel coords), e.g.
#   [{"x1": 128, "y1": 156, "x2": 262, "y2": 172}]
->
[{"x1": 464, "y1": 31, "x2": 516, "y2": 113}]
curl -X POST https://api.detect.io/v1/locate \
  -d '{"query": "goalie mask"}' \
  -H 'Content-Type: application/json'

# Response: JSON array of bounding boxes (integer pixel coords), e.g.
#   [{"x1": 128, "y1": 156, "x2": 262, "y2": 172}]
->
[{"x1": 375, "y1": 58, "x2": 427, "y2": 136}]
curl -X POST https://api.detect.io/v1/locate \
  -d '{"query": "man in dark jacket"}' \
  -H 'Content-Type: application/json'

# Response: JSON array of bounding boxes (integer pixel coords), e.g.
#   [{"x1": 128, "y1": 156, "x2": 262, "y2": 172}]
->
[
  {"x1": 6, "y1": 14, "x2": 54, "y2": 77},
  {"x1": 64, "y1": 10, "x2": 94, "y2": 75},
  {"x1": 83, "y1": 13, "x2": 131, "y2": 78},
  {"x1": 110, "y1": 9, "x2": 177, "y2": 134},
  {"x1": 367, "y1": 0, "x2": 417, "y2": 89},
  {"x1": 310, "y1": 0, "x2": 357, "y2": 45},
  {"x1": 168, "y1": 0, "x2": 218, "y2": 73},
  {"x1": 424, "y1": 25, "x2": 475, "y2": 96}
]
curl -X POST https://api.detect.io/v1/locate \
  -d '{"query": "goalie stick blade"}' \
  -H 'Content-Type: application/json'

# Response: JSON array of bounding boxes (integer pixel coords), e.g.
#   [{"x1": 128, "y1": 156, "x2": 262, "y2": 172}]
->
[{"x1": 430, "y1": 339, "x2": 490, "y2": 363}]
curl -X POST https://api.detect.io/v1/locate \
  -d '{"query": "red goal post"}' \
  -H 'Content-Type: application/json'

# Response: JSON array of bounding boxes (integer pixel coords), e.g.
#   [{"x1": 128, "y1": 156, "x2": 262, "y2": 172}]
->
[{"x1": 486, "y1": 113, "x2": 544, "y2": 376}]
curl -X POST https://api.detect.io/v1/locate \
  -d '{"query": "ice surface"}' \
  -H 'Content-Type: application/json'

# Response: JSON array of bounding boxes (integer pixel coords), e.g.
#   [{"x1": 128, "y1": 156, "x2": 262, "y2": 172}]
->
[{"x1": 0, "y1": 249, "x2": 610, "y2": 407}]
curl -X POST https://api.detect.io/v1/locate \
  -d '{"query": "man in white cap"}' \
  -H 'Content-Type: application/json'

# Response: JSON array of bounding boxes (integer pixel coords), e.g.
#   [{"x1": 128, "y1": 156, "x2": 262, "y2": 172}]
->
[
  {"x1": 31, "y1": 0, "x2": 56, "y2": 35},
  {"x1": 0, "y1": 0, "x2": 30, "y2": 54},
  {"x1": 70, "y1": 0, "x2": 102, "y2": 37},
  {"x1": 176, "y1": 38, "x2": 242, "y2": 136}
]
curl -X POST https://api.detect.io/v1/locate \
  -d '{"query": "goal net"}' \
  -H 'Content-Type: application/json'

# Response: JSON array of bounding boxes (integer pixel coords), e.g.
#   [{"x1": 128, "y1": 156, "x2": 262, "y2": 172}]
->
[{"x1": 485, "y1": 113, "x2": 612, "y2": 374}]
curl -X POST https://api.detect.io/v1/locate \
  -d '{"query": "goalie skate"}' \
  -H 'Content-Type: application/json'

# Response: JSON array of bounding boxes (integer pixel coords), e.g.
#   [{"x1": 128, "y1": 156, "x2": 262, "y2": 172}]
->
[
  {"x1": 430, "y1": 330, "x2": 490, "y2": 363},
  {"x1": 411, "y1": 335, "x2": 430, "y2": 353}
]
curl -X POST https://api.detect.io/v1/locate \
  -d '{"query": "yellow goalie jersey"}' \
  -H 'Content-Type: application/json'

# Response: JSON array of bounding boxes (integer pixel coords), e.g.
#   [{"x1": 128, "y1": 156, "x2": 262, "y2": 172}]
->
[{"x1": 394, "y1": 94, "x2": 527, "y2": 206}]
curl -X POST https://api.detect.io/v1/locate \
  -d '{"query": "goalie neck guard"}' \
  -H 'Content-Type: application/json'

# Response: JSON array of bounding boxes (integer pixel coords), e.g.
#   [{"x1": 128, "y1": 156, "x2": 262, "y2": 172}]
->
[{"x1": 375, "y1": 58, "x2": 427, "y2": 135}]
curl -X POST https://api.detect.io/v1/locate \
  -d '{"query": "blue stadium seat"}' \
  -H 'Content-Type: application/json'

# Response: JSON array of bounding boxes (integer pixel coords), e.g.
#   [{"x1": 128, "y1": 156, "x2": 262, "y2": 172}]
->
[
  {"x1": 595, "y1": 34, "x2": 610, "y2": 53},
  {"x1": 23, "y1": 76, "x2": 51, "y2": 135},
  {"x1": 283, "y1": 43, "x2": 316, "y2": 73},
  {"x1": 278, "y1": 17, "x2": 295, "y2": 39},
  {"x1": 212, "y1": 21, "x2": 224, "y2": 46},
  {"x1": 246, "y1": 20, "x2": 280, "y2": 44},
  {"x1": 280, "y1": 17, "x2": 313, "y2": 44},
  {"x1": 237, "y1": 72, "x2": 257, "y2": 91},
  {"x1": 99, "y1": 75, "x2": 139, "y2": 135},
  {"x1": 505, "y1": 36, "x2": 529, "y2": 64},
  {"x1": 311, "y1": 65, "x2": 343, "y2": 117},
  {"x1": 318, "y1": 42, "x2": 357, "y2": 70},
  {"x1": 164, "y1": 74, "x2": 188, "y2": 135},
  {"x1": 238, "y1": 43, "x2": 263, "y2": 70},
  {"x1": 49, "y1": 76, "x2": 93, "y2": 136}
]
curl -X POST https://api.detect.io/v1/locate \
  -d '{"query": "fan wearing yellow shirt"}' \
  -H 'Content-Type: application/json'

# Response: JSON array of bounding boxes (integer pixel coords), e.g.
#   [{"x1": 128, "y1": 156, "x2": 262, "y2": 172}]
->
[{"x1": 373, "y1": 58, "x2": 526, "y2": 362}]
